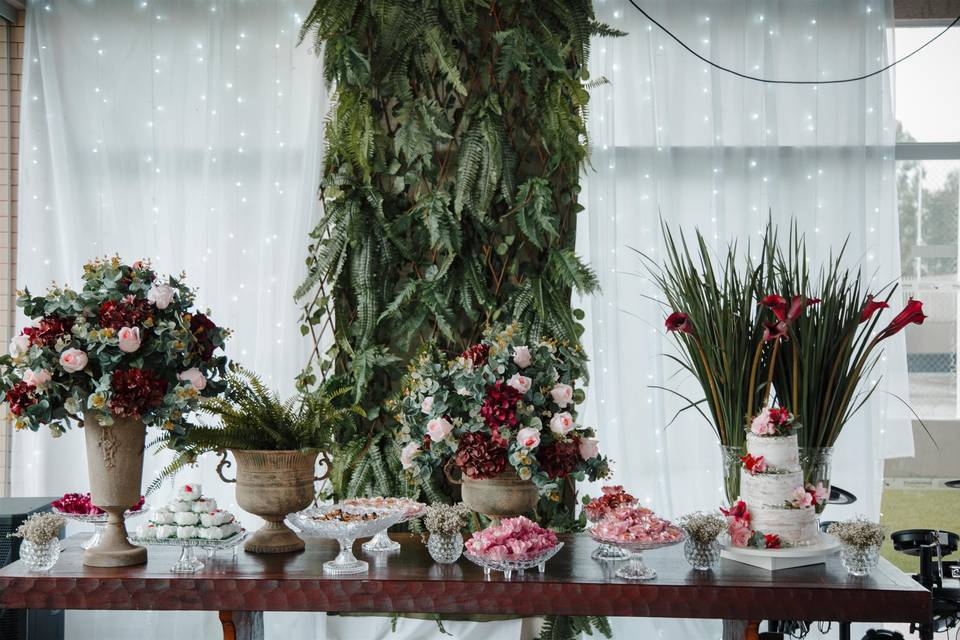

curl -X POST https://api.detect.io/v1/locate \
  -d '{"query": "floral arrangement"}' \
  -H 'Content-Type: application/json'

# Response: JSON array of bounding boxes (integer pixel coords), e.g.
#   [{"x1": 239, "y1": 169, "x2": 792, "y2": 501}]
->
[
  {"x1": 464, "y1": 516, "x2": 558, "y2": 560},
  {"x1": 748, "y1": 407, "x2": 798, "y2": 437},
  {"x1": 0, "y1": 257, "x2": 228, "y2": 441},
  {"x1": 583, "y1": 485, "x2": 637, "y2": 522},
  {"x1": 787, "y1": 483, "x2": 828, "y2": 510},
  {"x1": 10, "y1": 512, "x2": 65, "y2": 545},
  {"x1": 423, "y1": 503, "x2": 470, "y2": 537},
  {"x1": 826, "y1": 518, "x2": 885, "y2": 549},
  {"x1": 52, "y1": 493, "x2": 145, "y2": 515},
  {"x1": 394, "y1": 323, "x2": 609, "y2": 499},
  {"x1": 591, "y1": 505, "x2": 684, "y2": 544},
  {"x1": 678, "y1": 512, "x2": 727, "y2": 545},
  {"x1": 720, "y1": 500, "x2": 781, "y2": 549}
]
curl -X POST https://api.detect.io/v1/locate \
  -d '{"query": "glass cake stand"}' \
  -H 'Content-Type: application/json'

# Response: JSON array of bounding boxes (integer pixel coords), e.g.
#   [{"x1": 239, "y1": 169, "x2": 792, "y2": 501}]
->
[
  {"x1": 355, "y1": 501, "x2": 427, "y2": 553},
  {"x1": 286, "y1": 505, "x2": 405, "y2": 575},
  {"x1": 589, "y1": 531, "x2": 685, "y2": 581},
  {"x1": 585, "y1": 511, "x2": 632, "y2": 561},
  {"x1": 463, "y1": 542, "x2": 565, "y2": 580},
  {"x1": 54, "y1": 507, "x2": 148, "y2": 550},
  {"x1": 127, "y1": 531, "x2": 247, "y2": 573}
]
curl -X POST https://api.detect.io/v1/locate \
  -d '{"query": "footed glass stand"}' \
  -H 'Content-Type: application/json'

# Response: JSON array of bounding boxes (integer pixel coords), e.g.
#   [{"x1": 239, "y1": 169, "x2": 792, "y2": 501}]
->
[
  {"x1": 55, "y1": 508, "x2": 147, "y2": 550},
  {"x1": 463, "y1": 542, "x2": 564, "y2": 580},
  {"x1": 127, "y1": 532, "x2": 246, "y2": 574},
  {"x1": 589, "y1": 532, "x2": 684, "y2": 581},
  {"x1": 286, "y1": 505, "x2": 405, "y2": 575},
  {"x1": 341, "y1": 500, "x2": 427, "y2": 554},
  {"x1": 585, "y1": 507, "x2": 633, "y2": 562}
]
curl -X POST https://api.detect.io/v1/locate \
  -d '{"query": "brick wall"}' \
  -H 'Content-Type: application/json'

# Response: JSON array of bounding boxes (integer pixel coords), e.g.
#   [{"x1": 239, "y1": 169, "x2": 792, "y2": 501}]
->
[{"x1": 0, "y1": 10, "x2": 23, "y2": 497}]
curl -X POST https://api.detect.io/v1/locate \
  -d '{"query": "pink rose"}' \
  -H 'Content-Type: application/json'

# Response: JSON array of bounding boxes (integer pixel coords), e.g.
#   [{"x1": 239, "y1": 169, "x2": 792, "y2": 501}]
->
[
  {"x1": 578, "y1": 437, "x2": 599, "y2": 460},
  {"x1": 507, "y1": 373, "x2": 532, "y2": 395},
  {"x1": 147, "y1": 283, "x2": 175, "y2": 309},
  {"x1": 512, "y1": 346, "x2": 532, "y2": 368},
  {"x1": 59, "y1": 348, "x2": 89, "y2": 373},
  {"x1": 792, "y1": 486, "x2": 814, "y2": 508},
  {"x1": 549, "y1": 411, "x2": 575, "y2": 436},
  {"x1": 400, "y1": 441, "x2": 421, "y2": 470},
  {"x1": 753, "y1": 456, "x2": 768, "y2": 474},
  {"x1": 117, "y1": 326, "x2": 141, "y2": 353},
  {"x1": 8, "y1": 335, "x2": 30, "y2": 357},
  {"x1": 729, "y1": 521, "x2": 752, "y2": 548},
  {"x1": 516, "y1": 427, "x2": 541, "y2": 449},
  {"x1": 550, "y1": 383, "x2": 574, "y2": 408},
  {"x1": 23, "y1": 369, "x2": 52, "y2": 389},
  {"x1": 750, "y1": 408, "x2": 777, "y2": 436},
  {"x1": 177, "y1": 368, "x2": 207, "y2": 391},
  {"x1": 427, "y1": 417, "x2": 453, "y2": 442},
  {"x1": 421, "y1": 396, "x2": 434, "y2": 414}
]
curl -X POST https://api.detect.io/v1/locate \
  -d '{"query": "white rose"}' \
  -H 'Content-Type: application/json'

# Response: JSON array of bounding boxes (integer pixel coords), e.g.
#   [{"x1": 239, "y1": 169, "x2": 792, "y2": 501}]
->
[
  {"x1": 421, "y1": 396, "x2": 434, "y2": 414},
  {"x1": 550, "y1": 383, "x2": 574, "y2": 408},
  {"x1": 549, "y1": 411, "x2": 575, "y2": 436},
  {"x1": 117, "y1": 326, "x2": 142, "y2": 353},
  {"x1": 23, "y1": 369, "x2": 52, "y2": 389},
  {"x1": 516, "y1": 427, "x2": 541, "y2": 449},
  {"x1": 177, "y1": 367, "x2": 207, "y2": 391},
  {"x1": 512, "y1": 346, "x2": 532, "y2": 368},
  {"x1": 8, "y1": 335, "x2": 30, "y2": 358},
  {"x1": 147, "y1": 282, "x2": 175, "y2": 309},
  {"x1": 427, "y1": 417, "x2": 453, "y2": 442},
  {"x1": 507, "y1": 373, "x2": 532, "y2": 395},
  {"x1": 400, "y1": 441, "x2": 421, "y2": 470},
  {"x1": 578, "y1": 437, "x2": 599, "y2": 460},
  {"x1": 59, "y1": 348, "x2": 89, "y2": 373}
]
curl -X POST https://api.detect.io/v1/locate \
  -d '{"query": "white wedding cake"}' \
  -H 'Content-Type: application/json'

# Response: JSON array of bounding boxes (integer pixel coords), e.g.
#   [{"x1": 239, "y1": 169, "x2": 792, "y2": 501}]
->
[{"x1": 136, "y1": 483, "x2": 242, "y2": 541}]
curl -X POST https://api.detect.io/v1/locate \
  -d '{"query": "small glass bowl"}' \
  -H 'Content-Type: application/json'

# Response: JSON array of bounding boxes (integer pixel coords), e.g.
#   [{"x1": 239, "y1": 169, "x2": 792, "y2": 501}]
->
[{"x1": 462, "y1": 542, "x2": 564, "y2": 580}]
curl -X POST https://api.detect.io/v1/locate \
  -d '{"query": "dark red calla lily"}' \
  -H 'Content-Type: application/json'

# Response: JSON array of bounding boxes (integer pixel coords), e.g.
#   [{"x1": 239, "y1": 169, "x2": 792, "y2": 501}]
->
[
  {"x1": 877, "y1": 298, "x2": 926, "y2": 340},
  {"x1": 785, "y1": 295, "x2": 820, "y2": 321},
  {"x1": 859, "y1": 295, "x2": 890, "y2": 323},
  {"x1": 763, "y1": 320, "x2": 788, "y2": 342},
  {"x1": 665, "y1": 312, "x2": 694, "y2": 334},
  {"x1": 759, "y1": 295, "x2": 788, "y2": 321}
]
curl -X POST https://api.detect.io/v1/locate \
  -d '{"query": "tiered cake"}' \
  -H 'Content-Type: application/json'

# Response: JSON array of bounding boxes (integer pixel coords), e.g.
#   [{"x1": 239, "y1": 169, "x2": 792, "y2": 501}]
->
[{"x1": 739, "y1": 431, "x2": 818, "y2": 546}]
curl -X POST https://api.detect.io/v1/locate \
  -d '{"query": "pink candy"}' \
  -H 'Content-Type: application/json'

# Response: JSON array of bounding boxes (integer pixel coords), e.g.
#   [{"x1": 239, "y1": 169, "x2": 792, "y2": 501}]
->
[
  {"x1": 592, "y1": 506, "x2": 683, "y2": 544},
  {"x1": 465, "y1": 516, "x2": 559, "y2": 561}
]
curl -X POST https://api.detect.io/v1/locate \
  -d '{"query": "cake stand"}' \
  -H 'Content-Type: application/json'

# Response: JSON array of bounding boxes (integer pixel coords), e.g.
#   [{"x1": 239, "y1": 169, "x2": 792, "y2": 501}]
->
[
  {"x1": 357, "y1": 502, "x2": 427, "y2": 553},
  {"x1": 720, "y1": 532, "x2": 840, "y2": 571},
  {"x1": 127, "y1": 531, "x2": 247, "y2": 573},
  {"x1": 54, "y1": 507, "x2": 147, "y2": 550},
  {"x1": 585, "y1": 511, "x2": 631, "y2": 561},
  {"x1": 285, "y1": 505, "x2": 405, "y2": 575},
  {"x1": 589, "y1": 531, "x2": 685, "y2": 580},
  {"x1": 463, "y1": 542, "x2": 564, "y2": 580}
]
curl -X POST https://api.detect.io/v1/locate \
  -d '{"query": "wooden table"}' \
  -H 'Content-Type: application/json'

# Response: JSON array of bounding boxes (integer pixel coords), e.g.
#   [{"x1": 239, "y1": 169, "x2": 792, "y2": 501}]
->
[{"x1": 0, "y1": 533, "x2": 929, "y2": 640}]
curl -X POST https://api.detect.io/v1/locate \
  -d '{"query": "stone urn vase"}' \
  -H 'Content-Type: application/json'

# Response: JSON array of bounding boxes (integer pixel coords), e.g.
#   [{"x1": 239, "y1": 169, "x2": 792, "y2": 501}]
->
[
  {"x1": 217, "y1": 449, "x2": 328, "y2": 553},
  {"x1": 83, "y1": 415, "x2": 148, "y2": 567},
  {"x1": 456, "y1": 467, "x2": 538, "y2": 524}
]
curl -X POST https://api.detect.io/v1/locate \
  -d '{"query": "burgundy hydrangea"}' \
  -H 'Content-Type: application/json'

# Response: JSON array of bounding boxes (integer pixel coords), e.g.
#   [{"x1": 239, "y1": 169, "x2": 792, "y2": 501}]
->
[
  {"x1": 5, "y1": 381, "x2": 38, "y2": 416},
  {"x1": 480, "y1": 382, "x2": 522, "y2": 447},
  {"x1": 538, "y1": 438, "x2": 581, "y2": 479},
  {"x1": 189, "y1": 313, "x2": 218, "y2": 361},
  {"x1": 22, "y1": 316, "x2": 74, "y2": 348},
  {"x1": 98, "y1": 297, "x2": 152, "y2": 330},
  {"x1": 455, "y1": 431, "x2": 508, "y2": 480},
  {"x1": 109, "y1": 368, "x2": 168, "y2": 418},
  {"x1": 460, "y1": 343, "x2": 489, "y2": 368}
]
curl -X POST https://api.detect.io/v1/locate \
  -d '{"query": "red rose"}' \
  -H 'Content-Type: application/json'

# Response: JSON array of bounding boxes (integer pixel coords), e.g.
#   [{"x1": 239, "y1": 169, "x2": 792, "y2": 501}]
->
[
  {"x1": 764, "y1": 533, "x2": 781, "y2": 549},
  {"x1": 455, "y1": 431, "x2": 507, "y2": 479},
  {"x1": 98, "y1": 298, "x2": 152, "y2": 330},
  {"x1": 189, "y1": 313, "x2": 218, "y2": 361},
  {"x1": 480, "y1": 381, "x2": 522, "y2": 446},
  {"x1": 460, "y1": 343, "x2": 489, "y2": 368},
  {"x1": 108, "y1": 367, "x2": 168, "y2": 418},
  {"x1": 537, "y1": 438, "x2": 581, "y2": 479},
  {"x1": 859, "y1": 295, "x2": 890, "y2": 323},
  {"x1": 665, "y1": 311, "x2": 694, "y2": 335},
  {"x1": 22, "y1": 316, "x2": 74, "y2": 347},
  {"x1": 876, "y1": 298, "x2": 925, "y2": 341},
  {"x1": 5, "y1": 380, "x2": 38, "y2": 416}
]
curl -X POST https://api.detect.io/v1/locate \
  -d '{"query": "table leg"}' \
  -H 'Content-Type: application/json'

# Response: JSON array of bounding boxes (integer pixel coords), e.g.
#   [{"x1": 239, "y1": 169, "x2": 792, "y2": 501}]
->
[
  {"x1": 721, "y1": 620, "x2": 761, "y2": 640},
  {"x1": 219, "y1": 610, "x2": 264, "y2": 640},
  {"x1": 838, "y1": 622, "x2": 851, "y2": 640},
  {"x1": 744, "y1": 620, "x2": 760, "y2": 640}
]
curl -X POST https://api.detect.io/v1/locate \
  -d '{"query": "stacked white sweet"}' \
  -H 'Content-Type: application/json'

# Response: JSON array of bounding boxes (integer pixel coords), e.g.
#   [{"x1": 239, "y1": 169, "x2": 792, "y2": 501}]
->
[
  {"x1": 135, "y1": 484, "x2": 241, "y2": 541},
  {"x1": 736, "y1": 409, "x2": 819, "y2": 547}
]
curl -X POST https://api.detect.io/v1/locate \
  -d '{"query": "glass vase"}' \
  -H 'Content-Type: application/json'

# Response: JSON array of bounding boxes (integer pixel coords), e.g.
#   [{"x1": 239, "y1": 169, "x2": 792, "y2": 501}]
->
[
  {"x1": 20, "y1": 539, "x2": 61, "y2": 572},
  {"x1": 427, "y1": 532, "x2": 463, "y2": 564},
  {"x1": 799, "y1": 446, "x2": 833, "y2": 514},
  {"x1": 720, "y1": 444, "x2": 745, "y2": 506},
  {"x1": 684, "y1": 537, "x2": 721, "y2": 571},
  {"x1": 840, "y1": 543, "x2": 880, "y2": 577}
]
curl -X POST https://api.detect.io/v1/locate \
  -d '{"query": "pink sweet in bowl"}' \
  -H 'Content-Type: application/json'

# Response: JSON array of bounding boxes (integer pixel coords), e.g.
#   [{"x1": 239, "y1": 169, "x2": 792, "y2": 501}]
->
[{"x1": 465, "y1": 516, "x2": 559, "y2": 561}]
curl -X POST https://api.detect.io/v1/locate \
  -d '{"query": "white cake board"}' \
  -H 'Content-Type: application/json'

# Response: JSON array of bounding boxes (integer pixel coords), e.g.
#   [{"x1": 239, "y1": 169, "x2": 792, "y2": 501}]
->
[{"x1": 721, "y1": 534, "x2": 840, "y2": 571}]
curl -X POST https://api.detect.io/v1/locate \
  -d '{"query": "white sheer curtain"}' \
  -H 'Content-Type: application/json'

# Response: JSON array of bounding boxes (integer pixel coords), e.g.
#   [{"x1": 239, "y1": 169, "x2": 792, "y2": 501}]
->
[{"x1": 578, "y1": 1, "x2": 906, "y2": 637}]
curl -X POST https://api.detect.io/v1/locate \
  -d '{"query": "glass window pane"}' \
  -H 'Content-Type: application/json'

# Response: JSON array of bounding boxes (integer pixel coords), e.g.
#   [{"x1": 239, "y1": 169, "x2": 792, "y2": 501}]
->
[{"x1": 896, "y1": 27, "x2": 960, "y2": 143}]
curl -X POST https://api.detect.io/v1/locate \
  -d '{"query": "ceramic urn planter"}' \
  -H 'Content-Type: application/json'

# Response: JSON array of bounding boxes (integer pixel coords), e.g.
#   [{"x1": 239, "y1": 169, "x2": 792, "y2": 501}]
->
[
  {"x1": 218, "y1": 449, "x2": 326, "y2": 553},
  {"x1": 459, "y1": 468, "x2": 539, "y2": 524},
  {"x1": 83, "y1": 415, "x2": 148, "y2": 567}
]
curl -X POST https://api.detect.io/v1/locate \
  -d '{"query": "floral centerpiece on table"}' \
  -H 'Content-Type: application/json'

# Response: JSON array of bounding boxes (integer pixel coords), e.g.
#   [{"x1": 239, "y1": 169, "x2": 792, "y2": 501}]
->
[
  {"x1": 0, "y1": 257, "x2": 229, "y2": 442},
  {"x1": 394, "y1": 323, "x2": 609, "y2": 500}
]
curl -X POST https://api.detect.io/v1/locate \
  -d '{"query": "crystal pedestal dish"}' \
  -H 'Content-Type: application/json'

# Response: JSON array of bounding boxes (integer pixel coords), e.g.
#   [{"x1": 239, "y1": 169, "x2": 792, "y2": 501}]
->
[
  {"x1": 127, "y1": 531, "x2": 246, "y2": 573},
  {"x1": 462, "y1": 542, "x2": 564, "y2": 580},
  {"x1": 589, "y1": 531, "x2": 684, "y2": 580},
  {"x1": 586, "y1": 511, "x2": 631, "y2": 561},
  {"x1": 340, "y1": 499, "x2": 427, "y2": 553},
  {"x1": 286, "y1": 505, "x2": 404, "y2": 574},
  {"x1": 54, "y1": 507, "x2": 147, "y2": 550}
]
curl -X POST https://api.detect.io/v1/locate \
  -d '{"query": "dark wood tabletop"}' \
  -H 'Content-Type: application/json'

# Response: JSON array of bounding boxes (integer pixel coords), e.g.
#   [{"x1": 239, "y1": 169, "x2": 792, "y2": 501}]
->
[{"x1": 0, "y1": 533, "x2": 929, "y2": 623}]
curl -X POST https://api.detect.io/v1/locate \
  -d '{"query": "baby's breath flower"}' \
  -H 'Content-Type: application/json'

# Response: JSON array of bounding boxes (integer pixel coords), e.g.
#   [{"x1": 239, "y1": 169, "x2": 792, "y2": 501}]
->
[
  {"x1": 11, "y1": 512, "x2": 64, "y2": 544},
  {"x1": 827, "y1": 518, "x2": 885, "y2": 549},
  {"x1": 679, "y1": 512, "x2": 726, "y2": 544}
]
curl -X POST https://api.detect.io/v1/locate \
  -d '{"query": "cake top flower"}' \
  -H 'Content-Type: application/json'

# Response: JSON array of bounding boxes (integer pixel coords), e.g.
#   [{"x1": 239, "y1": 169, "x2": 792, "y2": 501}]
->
[{"x1": 748, "y1": 406, "x2": 799, "y2": 437}]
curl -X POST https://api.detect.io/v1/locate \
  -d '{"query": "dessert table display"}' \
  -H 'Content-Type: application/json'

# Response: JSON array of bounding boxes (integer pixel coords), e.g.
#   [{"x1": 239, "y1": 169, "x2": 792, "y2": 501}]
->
[{"x1": 0, "y1": 532, "x2": 930, "y2": 640}]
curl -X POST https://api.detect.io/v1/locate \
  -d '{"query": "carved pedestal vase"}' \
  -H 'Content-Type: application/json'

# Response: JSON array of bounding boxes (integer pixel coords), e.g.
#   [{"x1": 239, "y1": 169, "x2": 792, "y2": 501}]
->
[{"x1": 83, "y1": 415, "x2": 148, "y2": 567}]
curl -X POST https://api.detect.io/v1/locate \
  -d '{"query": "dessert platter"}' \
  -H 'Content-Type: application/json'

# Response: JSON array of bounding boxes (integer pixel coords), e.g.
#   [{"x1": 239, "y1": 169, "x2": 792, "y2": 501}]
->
[
  {"x1": 463, "y1": 516, "x2": 564, "y2": 580},
  {"x1": 52, "y1": 493, "x2": 147, "y2": 550},
  {"x1": 286, "y1": 503, "x2": 405, "y2": 574},
  {"x1": 583, "y1": 486, "x2": 637, "y2": 561},
  {"x1": 589, "y1": 506, "x2": 684, "y2": 580},
  {"x1": 720, "y1": 409, "x2": 838, "y2": 570},
  {"x1": 342, "y1": 497, "x2": 428, "y2": 553},
  {"x1": 127, "y1": 484, "x2": 245, "y2": 573}
]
